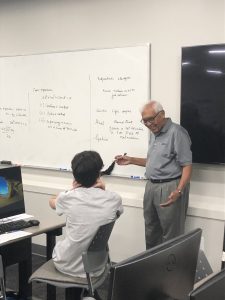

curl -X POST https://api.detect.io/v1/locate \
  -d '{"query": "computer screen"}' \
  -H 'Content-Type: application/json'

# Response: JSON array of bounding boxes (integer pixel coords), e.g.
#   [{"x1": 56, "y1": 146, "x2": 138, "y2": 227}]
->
[
  {"x1": 189, "y1": 268, "x2": 225, "y2": 300},
  {"x1": 0, "y1": 166, "x2": 25, "y2": 219},
  {"x1": 108, "y1": 228, "x2": 202, "y2": 300}
]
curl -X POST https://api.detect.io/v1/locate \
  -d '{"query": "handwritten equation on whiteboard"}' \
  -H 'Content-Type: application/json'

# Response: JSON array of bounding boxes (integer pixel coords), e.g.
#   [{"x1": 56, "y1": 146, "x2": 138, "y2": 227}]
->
[
  {"x1": 91, "y1": 74, "x2": 145, "y2": 146},
  {"x1": 0, "y1": 75, "x2": 145, "y2": 144}
]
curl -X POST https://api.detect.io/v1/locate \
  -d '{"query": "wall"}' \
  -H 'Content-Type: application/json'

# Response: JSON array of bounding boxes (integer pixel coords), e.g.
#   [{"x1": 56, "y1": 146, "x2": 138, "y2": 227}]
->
[
  {"x1": 22, "y1": 168, "x2": 225, "y2": 271},
  {"x1": 0, "y1": 0, "x2": 225, "y2": 270}
]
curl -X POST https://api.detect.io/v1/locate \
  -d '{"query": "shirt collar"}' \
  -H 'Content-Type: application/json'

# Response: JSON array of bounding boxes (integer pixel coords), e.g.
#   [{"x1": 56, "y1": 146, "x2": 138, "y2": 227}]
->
[{"x1": 155, "y1": 118, "x2": 172, "y2": 136}]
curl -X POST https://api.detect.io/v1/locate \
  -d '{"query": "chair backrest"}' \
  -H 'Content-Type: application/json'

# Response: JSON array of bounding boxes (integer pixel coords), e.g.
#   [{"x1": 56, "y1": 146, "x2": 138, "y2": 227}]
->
[
  {"x1": 0, "y1": 255, "x2": 6, "y2": 300},
  {"x1": 82, "y1": 220, "x2": 115, "y2": 274}
]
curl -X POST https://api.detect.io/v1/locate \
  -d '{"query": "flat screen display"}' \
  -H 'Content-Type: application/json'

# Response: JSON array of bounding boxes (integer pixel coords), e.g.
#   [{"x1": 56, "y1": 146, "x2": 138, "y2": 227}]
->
[
  {"x1": 181, "y1": 44, "x2": 225, "y2": 164},
  {"x1": 0, "y1": 166, "x2": 25, "y2": 219},
  {"x1": 108, "y1": 228, "x2": 202, "y2": 300}
]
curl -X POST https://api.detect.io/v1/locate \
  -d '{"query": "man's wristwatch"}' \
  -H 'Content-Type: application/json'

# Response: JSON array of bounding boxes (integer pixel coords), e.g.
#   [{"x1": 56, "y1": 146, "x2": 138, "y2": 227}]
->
[{"x1": 176, "y1": 189, "x2": 183, "y2": 195}]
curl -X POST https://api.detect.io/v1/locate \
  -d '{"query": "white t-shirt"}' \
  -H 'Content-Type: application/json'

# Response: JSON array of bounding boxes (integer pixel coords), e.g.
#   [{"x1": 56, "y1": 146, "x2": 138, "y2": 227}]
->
[{"x1": 52, "y1": 187, "x2": 123, "y2": 277}]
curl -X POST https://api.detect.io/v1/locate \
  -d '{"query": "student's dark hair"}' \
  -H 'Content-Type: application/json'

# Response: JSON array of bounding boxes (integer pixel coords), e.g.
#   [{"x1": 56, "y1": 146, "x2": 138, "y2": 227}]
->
[{"x1": 71, "y1": 151, "x2": 103, "y2": 187}]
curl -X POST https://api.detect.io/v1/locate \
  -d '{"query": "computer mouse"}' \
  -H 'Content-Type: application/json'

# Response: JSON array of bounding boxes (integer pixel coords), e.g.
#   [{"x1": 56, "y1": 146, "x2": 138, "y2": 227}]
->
[{"x1": 28, "y1": 219, "x2": 40, "y2": 226}]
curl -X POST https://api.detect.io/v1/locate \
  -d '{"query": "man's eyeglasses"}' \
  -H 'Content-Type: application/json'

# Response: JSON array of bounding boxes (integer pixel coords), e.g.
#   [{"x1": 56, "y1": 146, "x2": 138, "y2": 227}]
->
[{"x1": 140, "y1": 110, "x2": 163, "y2": 125}]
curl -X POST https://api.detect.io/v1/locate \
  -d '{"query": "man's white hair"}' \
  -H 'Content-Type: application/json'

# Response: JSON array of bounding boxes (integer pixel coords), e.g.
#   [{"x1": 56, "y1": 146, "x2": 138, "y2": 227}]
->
[
  {"x1": 140, "y1": 101, "x2": 164, "y2": 113},
  {"x1": 151, "y1": 101, "x2": 164, "y2": 113}
]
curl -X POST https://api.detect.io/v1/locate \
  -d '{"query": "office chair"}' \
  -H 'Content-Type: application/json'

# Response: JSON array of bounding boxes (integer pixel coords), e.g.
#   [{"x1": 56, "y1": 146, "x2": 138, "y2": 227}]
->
[
  {"x1": 29, "y1": 219, "x2": 116, "y2": 300},
  {"x1": 0, "y1": 255, "x2": 6, "y2": 300},
  {"x1": 195, "y1": 249, "x2": 213, "y2": 283},
  {"x1": 222, "y1": 228, "x2": 225, "y2": 269}
]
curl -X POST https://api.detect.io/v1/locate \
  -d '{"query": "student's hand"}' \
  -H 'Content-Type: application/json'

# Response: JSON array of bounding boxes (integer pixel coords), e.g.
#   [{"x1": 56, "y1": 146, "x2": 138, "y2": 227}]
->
[
  {"x1": 93, "y1": 178, "x2": 105, "y2": 190},
  {"x1": 114, "y1": 154, "x2": 131, "y2": 165},
  {"x1": 72, "y1": 180, "x2": 82, "y2": 189},
  {"x1": 49, "y1": 197, "x2": 57, "y2": 210},
  {"x1": 160, "y1": 190, "x2": 181, "y2": 207}
]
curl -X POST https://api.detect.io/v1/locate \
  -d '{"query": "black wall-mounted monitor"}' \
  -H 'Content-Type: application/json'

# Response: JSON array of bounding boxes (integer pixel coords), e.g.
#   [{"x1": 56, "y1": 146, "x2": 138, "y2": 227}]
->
[
  {"x1": 107, "y1": 228, "x2": 202, "y2": 300},
  {"x1": 181, "y1": 44, "x2": 225, "y2": 164}
]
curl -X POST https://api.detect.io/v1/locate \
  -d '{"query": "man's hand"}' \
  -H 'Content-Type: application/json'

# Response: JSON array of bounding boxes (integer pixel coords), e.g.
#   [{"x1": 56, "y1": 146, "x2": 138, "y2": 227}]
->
[
  {"x1": 160, "y1": 190, "x2": 181, "y2": 207},
  {"x1": 115, "y1": 155, "x2": 146, "y2": 167},
  {"x1": 114, "y1": 154, "x2": 131, "y2": 165}
]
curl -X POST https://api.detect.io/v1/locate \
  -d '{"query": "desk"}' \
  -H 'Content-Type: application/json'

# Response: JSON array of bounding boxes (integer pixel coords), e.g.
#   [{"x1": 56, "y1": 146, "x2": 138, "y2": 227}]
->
[{"x1": 0, "y1": 215, "x2": 65, "y2": 300}]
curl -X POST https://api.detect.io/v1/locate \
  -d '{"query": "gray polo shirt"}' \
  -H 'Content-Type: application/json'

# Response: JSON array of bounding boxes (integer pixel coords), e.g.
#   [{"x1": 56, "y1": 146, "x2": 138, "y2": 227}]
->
[{"x1": 145, "y1": 118, "x2": 192, "y2": 180}]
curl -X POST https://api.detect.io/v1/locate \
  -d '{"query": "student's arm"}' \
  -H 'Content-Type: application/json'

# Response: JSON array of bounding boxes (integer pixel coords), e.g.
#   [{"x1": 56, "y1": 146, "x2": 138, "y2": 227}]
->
[
  {"x1": 93, "y1": 178, "x2": 105, "y2": 190},
  {"x1": 72, "y1": 180, "x2": 82, "y2": 189},
  {"x1": 160, "y1": 164, "x2": 192, "y2": 207},
  {"x1": 49, "y1": 180, "x2": 81, "y2": 210},
  {"x1": 49, "y1": 196, "x2": 57, "y2": 210},
  {"x1": 115, "y1": 155, "x2": 147, "y2": 167}
]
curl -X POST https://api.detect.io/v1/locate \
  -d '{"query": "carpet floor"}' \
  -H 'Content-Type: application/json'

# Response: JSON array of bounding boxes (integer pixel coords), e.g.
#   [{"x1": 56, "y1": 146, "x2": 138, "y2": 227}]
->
[{"x1": 5, "y1": 253, "x2": 109, "y2": 300}]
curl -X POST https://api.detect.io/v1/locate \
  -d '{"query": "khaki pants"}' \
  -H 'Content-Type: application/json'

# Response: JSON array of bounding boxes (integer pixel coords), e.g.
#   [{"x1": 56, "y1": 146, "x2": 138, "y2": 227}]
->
[{"x1": 143, "y1": 179, "x2": 190, "y2": 249}]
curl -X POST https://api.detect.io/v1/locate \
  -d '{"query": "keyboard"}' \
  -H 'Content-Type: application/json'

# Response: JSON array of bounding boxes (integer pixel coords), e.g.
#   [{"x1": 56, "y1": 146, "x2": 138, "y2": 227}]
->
[{"x1": 0, "y1": 219, "x2": 34, "y2": 235}]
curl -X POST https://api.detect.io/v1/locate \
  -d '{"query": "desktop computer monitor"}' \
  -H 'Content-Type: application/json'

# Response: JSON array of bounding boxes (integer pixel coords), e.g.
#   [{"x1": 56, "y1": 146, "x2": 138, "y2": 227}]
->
[
  {"x1": 189, "y1": 268, "x2": 225, "y2": 300},
  {"x1": 107, "y1": 228, "x2": 202, "y2": 300},
  {"x1": 0, "y1": 166, "x2": 25, "y2": 219}
]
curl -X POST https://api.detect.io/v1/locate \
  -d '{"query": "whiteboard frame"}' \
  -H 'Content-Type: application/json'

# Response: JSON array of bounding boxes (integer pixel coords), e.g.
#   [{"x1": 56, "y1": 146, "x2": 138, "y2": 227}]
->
[{"x1": 0, "y1": 43, "x2": 151, "y2": 59}]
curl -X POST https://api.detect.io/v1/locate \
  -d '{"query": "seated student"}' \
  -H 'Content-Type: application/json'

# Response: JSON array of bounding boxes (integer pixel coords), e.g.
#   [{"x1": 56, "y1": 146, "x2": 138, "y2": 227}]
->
[{"x1": 49, "y1": 150, "x2": 123, "y2": 278}]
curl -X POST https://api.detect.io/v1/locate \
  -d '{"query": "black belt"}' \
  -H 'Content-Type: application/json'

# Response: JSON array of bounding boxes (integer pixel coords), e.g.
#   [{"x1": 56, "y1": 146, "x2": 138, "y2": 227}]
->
[{"x1": 150, "y1": 176, "x2": 181, "y2": 183}]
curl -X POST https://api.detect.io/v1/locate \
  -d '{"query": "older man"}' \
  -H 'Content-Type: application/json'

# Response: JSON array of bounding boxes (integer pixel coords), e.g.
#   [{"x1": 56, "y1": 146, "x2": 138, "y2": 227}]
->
[{"x1": 115, "y1": 101, "x2": 192, "y2": 249}]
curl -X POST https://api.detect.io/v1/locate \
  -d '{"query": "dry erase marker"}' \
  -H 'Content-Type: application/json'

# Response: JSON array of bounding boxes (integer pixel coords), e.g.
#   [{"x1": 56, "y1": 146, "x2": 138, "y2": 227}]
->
[
  {"x1": 115, "y1": 153, "x2": 127, "y2": 161},
  {"x1": 116, "y1": 153, "x2": 127, "y2": 159},
  {"x1": 0, "y1": 160, "x2": 12, "y2": 165},
  {"x1": 131, "y1": 175, "x2": 141, "y2": 179}
]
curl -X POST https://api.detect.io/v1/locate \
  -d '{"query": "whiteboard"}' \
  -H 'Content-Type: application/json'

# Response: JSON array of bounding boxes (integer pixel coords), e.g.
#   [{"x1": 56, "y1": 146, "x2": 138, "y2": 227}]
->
[{"x1": 0, "y1": 45, "x2": 150, "y2": 178}]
